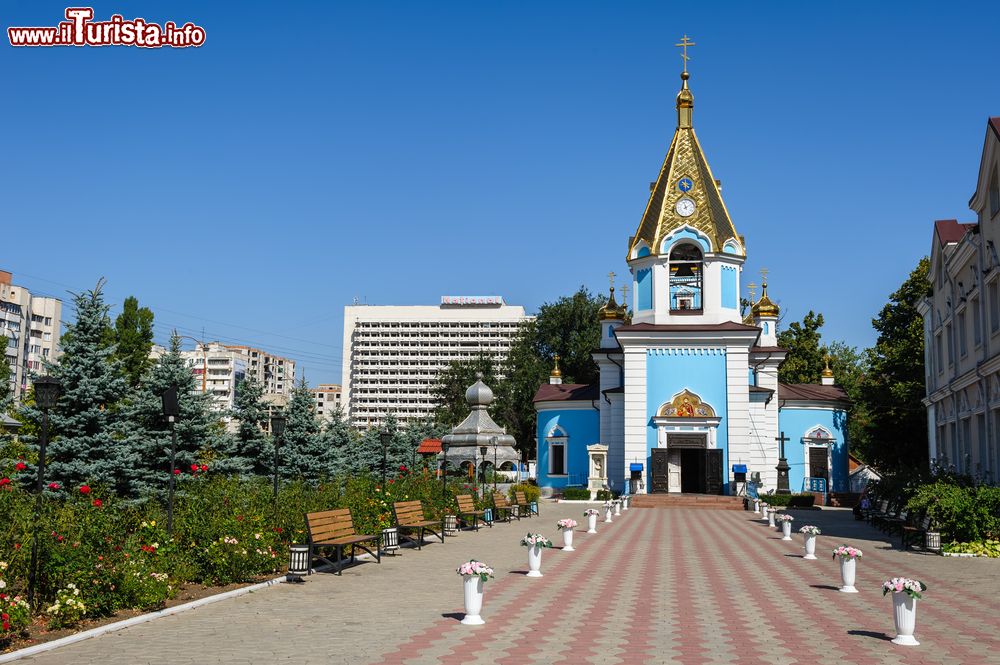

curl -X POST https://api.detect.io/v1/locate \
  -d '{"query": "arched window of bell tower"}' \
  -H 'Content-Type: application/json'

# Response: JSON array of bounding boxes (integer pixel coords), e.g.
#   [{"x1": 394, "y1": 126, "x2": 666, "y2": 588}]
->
[{"x1": 669, "y1": 243, "x2": 703, "y2": 312}]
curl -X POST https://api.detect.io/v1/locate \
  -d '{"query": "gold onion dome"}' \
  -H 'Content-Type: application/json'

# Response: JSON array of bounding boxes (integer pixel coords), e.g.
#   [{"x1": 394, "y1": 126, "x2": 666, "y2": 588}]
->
[
  {"x1": 822, "y1": 356, "x2": 834, "y2": 379},
  {"x1": 752, "y1": 282, "x2": 780, "y2": 318},
  {"x1": 551, "y1": 354, "x2": 562, "y2": 378},
  {"x1": 598, "y1": 287, "x2": 623, "y2": 321}
]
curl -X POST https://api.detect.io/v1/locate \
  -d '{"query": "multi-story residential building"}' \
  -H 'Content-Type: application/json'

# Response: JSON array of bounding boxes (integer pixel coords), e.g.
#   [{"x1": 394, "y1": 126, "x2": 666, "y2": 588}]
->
[
  {"x1": 0, "y1": 270, "x2": 62, "y2": 400},
  {"x1": 181, "y1": 342, "x2": 247, "y2": 415},
  {"x1": 341, "y1": 297, "x2": 531, "y2": 427},
  {"x1": 919, "y1": 117, "x2": 1000, "y2": 481},
  {"x1": 311, "y1": 383, "x2": 343, "y2": 421},
  {"x1": 224, "y1": 345, "x2": 295, "y2": 397}
]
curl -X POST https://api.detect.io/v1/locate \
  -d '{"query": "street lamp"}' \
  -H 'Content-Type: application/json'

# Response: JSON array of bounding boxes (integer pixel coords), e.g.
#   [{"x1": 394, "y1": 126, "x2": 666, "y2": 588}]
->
[
  {"x1": 160, "y1": 386, "x2": 181, "y2": 536},
  {"x1": 479, "y1": 445, "x2": 488, "y2": 494},
  {"x1": 490, "y1": 436, "x2": 499, "y2": 491},
  {"x1": 270, "y1": 410, "x2": 286, "y2": 500},
  {"x1": 28, "y1": 374, "x2": 61, "y2": 608},
  {"x1": 441, "y1": 441, "x2": 450, "y2": 502},
  {"x1": 379, "y1": 427, "x2": 391, "y2": 488}
]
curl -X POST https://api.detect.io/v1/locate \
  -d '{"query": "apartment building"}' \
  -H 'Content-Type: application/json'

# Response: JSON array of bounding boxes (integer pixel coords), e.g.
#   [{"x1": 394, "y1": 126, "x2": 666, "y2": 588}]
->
[
  {"x1": 181, "y1": 342, "x2": 247, "y2": 415},
  {"x1": 919, "y1": 117, "x2": 1000, "y2": 481},
  {"x1": 341, "y1": 296, "x2": 531, "y2": 427},
  {"x1": 311, "y1": 383, "x2": 343, "y2": 421},
  {"x1": 0, "y1": 270, "x2": 62, "y2": 400},
  {"x1": 224, "y1": 345, "x2": 295, "y2": 397}
]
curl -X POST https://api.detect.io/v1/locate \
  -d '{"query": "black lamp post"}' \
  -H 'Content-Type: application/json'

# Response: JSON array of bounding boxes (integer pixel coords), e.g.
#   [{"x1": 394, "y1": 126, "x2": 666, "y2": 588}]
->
[
  {"x1": 490, "y1": 436, "x2": 499, "y2": 491},
  {"x1": 441, "y1": 441, "x2": 449, "y2": 502},
  {"x1": 160, "y1": 386, "x2": 181, "y2": 537},
  {"x1": 379, "y1": 427, "x2": 391, "y2": 488},
  {"x1": 479, "y1": 445, "x2": 488, "y2": 493},
  {"x1": 28, "y1": 375, "x2": 61, "y2": 608},
  {"x1": 270, "y1": 410, "x2": 286, "y2": 500}
]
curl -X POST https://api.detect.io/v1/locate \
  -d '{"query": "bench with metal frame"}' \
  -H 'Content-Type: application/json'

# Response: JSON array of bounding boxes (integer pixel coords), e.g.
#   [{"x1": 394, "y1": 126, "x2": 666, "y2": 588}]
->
[
  {"x1": 902, "y1": 514, "x2": 933, "y2": 550},
  {"x1": 455, "y1": 494, "x2": 488, "y2": 531},
  {"x1": 392, "y1": 500, "x2": 444, "y2": 550},
  {"x1": 867, "y1": 499, "x2": 889, "y2": 527},
  {"x1": 513, "y1": 490, "x2": 536, "y2": 518},
  {"x1": 304, "y1": 508, "x2": 381, "y2": 576},
  {"x1": 492, "y1": 492, "x2": 517, "y2": 522}
]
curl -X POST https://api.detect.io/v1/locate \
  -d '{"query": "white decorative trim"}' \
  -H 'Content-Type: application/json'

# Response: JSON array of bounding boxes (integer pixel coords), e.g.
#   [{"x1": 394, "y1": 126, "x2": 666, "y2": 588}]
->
[{"x1": 647, "y1": 347, "x2": 725, "y2": 356}]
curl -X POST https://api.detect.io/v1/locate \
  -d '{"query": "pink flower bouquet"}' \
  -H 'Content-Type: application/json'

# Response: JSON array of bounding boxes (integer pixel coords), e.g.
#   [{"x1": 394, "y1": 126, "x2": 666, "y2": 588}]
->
[
  {"x1": 520, "y1": 533, "x2": 553, "y2": 548},
  {"x1": 556, "y1": 519, "x2": 578, "y2": 531},
  {"x1": 882, "y1": 577, "x2": 927, "y2": 599},
  {"x1": 799, "y1": 525, "x2": 821, "y2": 535},
  {"x1": 775, "y1": 514, "x2": 794, "y2": 523},
  {"x1": 457, "y1": 560, "x2": 494, "y2": 583},
  {"x1": 831, "y1": 545, "x2": 863, "y2": 560},
  {"x1": 583, "y1": 509, "x2": 600, "y2": 517}
]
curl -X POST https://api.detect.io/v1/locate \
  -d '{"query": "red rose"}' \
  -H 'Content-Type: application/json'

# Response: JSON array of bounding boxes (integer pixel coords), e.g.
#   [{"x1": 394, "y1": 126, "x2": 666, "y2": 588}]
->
[
  {"x1": 15, "y1": 462, "x2": 27, "y2": 471},
  {"x1": 191, "y1": 464, "x2": 199, "y2": 472},
  {"x1": 200, "y1": 464, "x2": 208, "y2": 472},
  {"x1": 173, "y1": 469, "x2": 181, "y2": 475},
  {"x1": 79, "y1": 485, "x2": 91, "y2": 494},
  {"x1": 399, "y1": 465, "x2": 407, "y2": 472},
  {"x1": 0, "y1": 478, "x2": 10, "y2": 486},
  {"x1": 47, "y1": 482, "x2": 60, "y2": 490},
  {"x1": 92, "y1": 499, "x2": 103, "y2": 507}
]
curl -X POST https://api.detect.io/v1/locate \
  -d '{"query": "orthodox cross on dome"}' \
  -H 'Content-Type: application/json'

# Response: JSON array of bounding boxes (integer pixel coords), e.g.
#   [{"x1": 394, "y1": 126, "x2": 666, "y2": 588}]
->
[
  {"x1": 760, "y1": 267, "x2": 769, "y2": 284},
  {"x1": 675, "y1": 34, "x2": 695, "y2": 74},
  {"x1": 747, "y1": 282, "x2": 758, "y2": 303},
  {"x1": 608, "y1": 271, "x2": 616, "y2": 291}
]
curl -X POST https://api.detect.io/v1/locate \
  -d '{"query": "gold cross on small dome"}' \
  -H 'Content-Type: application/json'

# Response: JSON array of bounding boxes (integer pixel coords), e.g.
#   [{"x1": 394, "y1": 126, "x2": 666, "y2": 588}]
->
[{"x1": 675, "y1": 35, "x2": 695, "y2": 73}]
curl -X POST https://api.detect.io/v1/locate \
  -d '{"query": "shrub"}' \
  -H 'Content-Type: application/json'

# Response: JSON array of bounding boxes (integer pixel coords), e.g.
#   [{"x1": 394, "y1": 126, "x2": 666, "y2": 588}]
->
[
  {"x1": 509, "y1": 483, "x2": 540, "y2": 504},
  {"x1": 761, "y1": 493, "x2": 814, "y2": 507},
  {"x1": 595, "y1": 489, "x2": 618, "y2": 501},
  {"x1": 561, "y1": 487, "x2": 591, "y2": 500},
  {"x1": 906, "y1": 482, "x2": 1000, "y2": 542}
]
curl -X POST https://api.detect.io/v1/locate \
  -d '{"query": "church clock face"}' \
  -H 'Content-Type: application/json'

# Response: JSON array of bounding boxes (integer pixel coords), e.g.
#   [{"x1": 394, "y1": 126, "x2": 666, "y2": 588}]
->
[{"x1": 675, "y1": 197, "x2": 696, "y2": 217}]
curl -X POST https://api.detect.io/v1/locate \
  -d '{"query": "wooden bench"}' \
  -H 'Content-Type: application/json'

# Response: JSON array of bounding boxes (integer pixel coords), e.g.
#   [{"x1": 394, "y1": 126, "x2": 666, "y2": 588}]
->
[
  {"x1": 456, "y1": 494, "x2": 488, "y2": 531},
  {"x1": 883, "y1": 509, "x2": 908, "y2": 537},
  {"x1": 305, "y1": 508, "x2": 380, "y2": 576},
  {"x1": 867, "y1": 499, "x2": 889, "y2": 527},
  {"x1": 902, "y1": 514, "x2": 932, "y2": 550},
  {"x1": 513, "y1": 490, "x2": 535, "y2": 518},
  {"x1": 492, "y1": 492, "x2": 517, "y2": 522},
  {"x1": 392, "y1": 500, "x2": 444, "y2": 549}
]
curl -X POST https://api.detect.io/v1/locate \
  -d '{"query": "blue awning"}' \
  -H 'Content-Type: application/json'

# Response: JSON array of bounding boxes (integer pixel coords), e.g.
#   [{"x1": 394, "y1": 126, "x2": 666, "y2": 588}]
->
[{"x1": 629, "y1": 463, "x2": 644, "y2": 472}]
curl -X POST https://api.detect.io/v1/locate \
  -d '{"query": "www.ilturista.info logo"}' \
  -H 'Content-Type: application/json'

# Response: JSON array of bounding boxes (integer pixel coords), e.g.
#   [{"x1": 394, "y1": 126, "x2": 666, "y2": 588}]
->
[{"x1": 8, "y1": 7, "x2": 206, "y2": 48}]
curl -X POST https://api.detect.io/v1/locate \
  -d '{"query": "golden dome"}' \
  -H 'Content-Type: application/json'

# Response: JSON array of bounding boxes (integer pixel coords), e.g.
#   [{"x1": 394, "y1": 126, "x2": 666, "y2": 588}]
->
[
  {"x1": 598, "y1": 287, "x2": 623, "y2": 321},
  {"x1": 752, "y1": 281, "x2": 780, "y2": 318},
  {"x1": 551, "y1": 354, "x2": 562, "y2": 378},
  {"x1": 821, "y1": 356, "x2": 834, "y2": 379}
]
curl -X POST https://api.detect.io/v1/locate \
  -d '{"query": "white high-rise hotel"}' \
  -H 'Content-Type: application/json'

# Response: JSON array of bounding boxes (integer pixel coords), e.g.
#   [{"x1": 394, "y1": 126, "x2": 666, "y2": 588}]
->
[{"x1": 341, "y1": 297, "x2": 530, "y2": 427}]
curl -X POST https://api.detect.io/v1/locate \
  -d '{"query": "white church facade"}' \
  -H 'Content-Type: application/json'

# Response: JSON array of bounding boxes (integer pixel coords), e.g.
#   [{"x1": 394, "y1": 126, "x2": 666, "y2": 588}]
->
[{"x1": 533, "y1": 65, "x2": 851, "y2": 498}]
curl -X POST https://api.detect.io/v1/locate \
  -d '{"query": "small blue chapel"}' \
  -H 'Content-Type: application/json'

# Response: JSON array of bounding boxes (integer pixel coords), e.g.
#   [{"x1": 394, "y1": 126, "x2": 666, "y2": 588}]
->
[{"x1": 532, "y1": 63, "x2": 850, "y2": 499}]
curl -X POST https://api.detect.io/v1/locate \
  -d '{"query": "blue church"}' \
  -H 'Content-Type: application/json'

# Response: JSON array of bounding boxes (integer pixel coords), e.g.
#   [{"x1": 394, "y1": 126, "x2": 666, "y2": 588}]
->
[{"x1": 532, "y1": 65, "x2": 850, "y2": 499}]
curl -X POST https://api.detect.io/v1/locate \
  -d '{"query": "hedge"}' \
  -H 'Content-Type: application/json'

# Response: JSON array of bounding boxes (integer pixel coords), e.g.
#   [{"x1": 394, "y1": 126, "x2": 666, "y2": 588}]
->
[
  {"x1": 760, "y1": 493, "x2": 815, "y2": 508},
  {"x1": 561, "y1": 487, "x2": 592, "y2": 500}
]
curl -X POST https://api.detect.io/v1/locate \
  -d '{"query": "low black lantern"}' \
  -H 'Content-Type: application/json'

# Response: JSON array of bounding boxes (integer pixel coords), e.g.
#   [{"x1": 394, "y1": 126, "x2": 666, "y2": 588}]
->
[
  {"x1": 33, "y1": 375, "x2": 62, "y2": 410},
  {"x1": 160, "y1": 386, "x2": 180, "y2": 421},
  {"x1": 287, "y1": 544, "x2": 310, "y2": 582},
  {"x1": 271, "y1": 410, "x2": 287, "y2": 500}
]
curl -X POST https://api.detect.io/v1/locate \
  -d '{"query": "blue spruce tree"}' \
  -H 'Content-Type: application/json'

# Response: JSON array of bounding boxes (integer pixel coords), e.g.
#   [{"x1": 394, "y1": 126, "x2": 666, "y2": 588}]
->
[{"x1": 280, "y1": 379, "x2": 329, "y2": 483}]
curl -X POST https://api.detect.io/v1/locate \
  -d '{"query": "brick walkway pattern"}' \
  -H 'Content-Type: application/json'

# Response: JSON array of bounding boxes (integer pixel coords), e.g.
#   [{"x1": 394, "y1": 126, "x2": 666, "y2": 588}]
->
[{"x1": 17, "y1": 503, "x2": 1000, "y2": 665}]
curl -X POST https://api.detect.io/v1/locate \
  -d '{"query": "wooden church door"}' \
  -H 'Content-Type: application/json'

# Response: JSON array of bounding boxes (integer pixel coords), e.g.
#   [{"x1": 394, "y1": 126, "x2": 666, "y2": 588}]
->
[
  {"x1": 705, "y1": 449, "x2": 723, "y2": 495},
  {"x1": 650, "y1": 449, "x2": 670, "y2": 493}
]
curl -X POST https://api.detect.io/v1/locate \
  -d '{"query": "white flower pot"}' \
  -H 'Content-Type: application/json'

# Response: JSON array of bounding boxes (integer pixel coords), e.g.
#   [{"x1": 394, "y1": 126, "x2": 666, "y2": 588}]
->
[
  {"x1": 767, "y1": 510, "x2": 776, "y2": 528},
  {"x1": 803, "y1": 534, "x2": 817, "y2": 560},
  {"x1": 562, "y1": 528, "x2": 575, "y2": 551},
  {"x1": 587, "y1": 514, "x2": 598, "y2": 533},
  {"x1": 604, "y1": 505, "x2": 613, "y2": 523},
  {"x1": 753, "y1": 499, "x2": 760, "y2": 514},
  {"x1": 461, "y1": 576, "x2": 485, "y2": 625},
  {"x1": 838, "y1": 557, "x2": 858, "y2": 593},
  {"x1": 614, "y1": 501, "x2": 622, "y2": 516},
  {"x1": 890, "y1": 592, "x2": 919, "y2": 646},
  {"x1": 622, "y1": 496, "x2": 629, "y2": 510},
  {"x1": 527, "y1": 544, "x2": 544, "y2": 577},
  {"x1": 781, "y1": 521, "x2": 792, "y2": 540},
  {"x1": 760, "y1": 507, "x2": 769, "y2": 522}
]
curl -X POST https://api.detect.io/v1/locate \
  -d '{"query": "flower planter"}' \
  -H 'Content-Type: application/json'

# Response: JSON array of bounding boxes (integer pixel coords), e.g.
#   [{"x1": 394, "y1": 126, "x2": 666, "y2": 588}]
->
[
  {"x1": 461, "y1": 576, "x2": 485, "y2": 625},
  {"x1": 890, "y1": 592, "x2": 919, "y2": 645},
  {"x1": 767, "y1": 509, "x2": 776, "y2": 528},
  {"x1": 760, "y1": 505, "x2": 769, "y2": 522},
  {"x1": 587, "y1": 513, "x2": 598, "y2": 533},
  {"x1": 604, "y1": 504, "x2": 613, "y2": 523},
  {"x1": 781, "y1": 521, "x2": 792, "y2": 540},
  {"x1": 753, "y1": 499, "x2": 760, "y2": 514},
  {"x1": 839, "y1": 557, "x2": 858, "y2": 593},
  {"x1": 562, "y1": 528, "x2": 575, "y2": 551},
  {"x1": 622, "y1": 496, "x2": 630, "y2": 510},
  {"x1": 527, "y1": 544, "x2": 544, "y2": 577},
  {"x1": 614, "y1": 500, "x2": 622, "y2": 516},
  {"x1": 803, "y1": 534, "x2": 817, "y2": 560}
]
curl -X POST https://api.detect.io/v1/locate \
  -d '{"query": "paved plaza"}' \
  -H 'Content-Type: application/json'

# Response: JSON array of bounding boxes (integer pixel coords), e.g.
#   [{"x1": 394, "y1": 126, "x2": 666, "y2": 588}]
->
[{"x1": 17, "y1": 502, "x2": 1000, "y2": 665}]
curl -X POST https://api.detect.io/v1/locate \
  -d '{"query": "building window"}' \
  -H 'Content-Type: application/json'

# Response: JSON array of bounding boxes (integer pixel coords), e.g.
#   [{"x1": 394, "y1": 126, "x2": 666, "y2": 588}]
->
[
  {"x1": 973, "y1": 297, "x2": 982, "y2": 346},
  {"x1": 935, "y1": 333, "x2": 943, "y2": 373},
  {"x1": 669, "y1": 243, "x2": 703, "y2": 311},
  {"x1": 549, "y1": 441, "x2": 566, "y2": 475},
  {"x1": 946, "y1": 324, "x2": 954, "y2": 365},
  {"x1": 958, "y1": 311, "x2": 967, "y2": 357},
  {"x1": 992, "y1": 281, "x2": 1000, "y2": 333}
]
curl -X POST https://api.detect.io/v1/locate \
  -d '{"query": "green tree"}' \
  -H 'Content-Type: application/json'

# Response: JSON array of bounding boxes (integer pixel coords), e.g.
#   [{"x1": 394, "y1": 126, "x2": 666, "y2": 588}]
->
[
  {"x1": 777, "y1": 311, "x2": 826, "y2": 384},
  {"x1": 222, "y1": 375, "x2": 271, "y2": 476},
  {"x1": 431, "y1": 355, "x2": 502, "y2": 429},
  {"x1": 530, "y1": 287, "x2": 604, "y2": 385},
  {"x1": 20, "y1": 281, "x2": 128, "y2": 490},
  {"x1": 117, "y1": 334, "x2": 221, "y2": 497},
  {"x1": 0, "y1": 358, "x2": 11, "y2": 412},
  {"x1": 858, "y1": 257, "x2": 930, "y2": 470},
  {"x1": 112, "y1": 296, "x2": 155, "y2": 387},
  {"x1": 279, "y1": 379, "x2": 327, "y2": 483},
  {"x1": 825, "y1": 340, "x2": 870, "y2": 461},
  {"x1": 321, "y1": 407, "x2": 357, "y2": 476}
]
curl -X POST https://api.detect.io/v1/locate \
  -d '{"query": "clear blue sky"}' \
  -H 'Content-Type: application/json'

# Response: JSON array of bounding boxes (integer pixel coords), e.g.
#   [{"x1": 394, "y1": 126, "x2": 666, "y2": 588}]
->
[{"x1": 4, "y1": 1, "x2": 1000, "y2": 385}]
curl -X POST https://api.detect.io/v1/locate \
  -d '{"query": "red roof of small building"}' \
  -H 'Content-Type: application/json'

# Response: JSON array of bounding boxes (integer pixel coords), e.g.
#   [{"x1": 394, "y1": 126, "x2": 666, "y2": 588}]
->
[
  {"x1": 934, "y1": 219, "x2": 976, "y2": 245},
  {"x1": 779, "y1": 383, "x2": 849, "y2": 403},
  {"x1": 416, "y1": 438, "x2": 442, "y2": 455},
  {"x1": 990, "y1": 117, "x2": 1000, "y2": 141},
  {"x1": 533, "y1": 383, "x2": 600, "y2": 403}
]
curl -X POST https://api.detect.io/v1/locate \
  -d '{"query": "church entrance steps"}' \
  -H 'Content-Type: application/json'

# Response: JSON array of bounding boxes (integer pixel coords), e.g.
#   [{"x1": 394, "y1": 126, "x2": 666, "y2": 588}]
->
[{"x1": 630, "y1": 493, "x2": 745, "y2": 510}]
